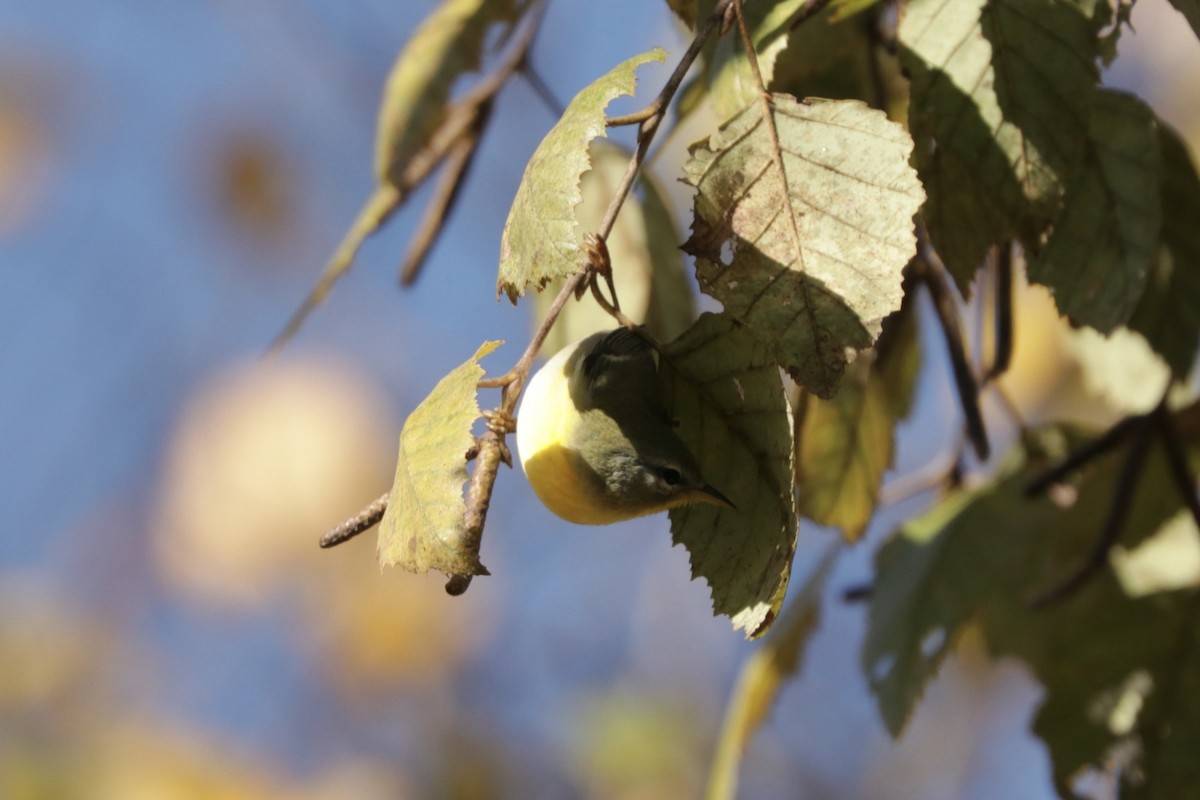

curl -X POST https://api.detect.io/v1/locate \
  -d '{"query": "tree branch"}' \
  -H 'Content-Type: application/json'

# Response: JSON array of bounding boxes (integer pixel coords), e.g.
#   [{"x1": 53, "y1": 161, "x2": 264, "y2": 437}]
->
[{"x1": 318, "y1": 0, "x2": 737, "y2": 594}]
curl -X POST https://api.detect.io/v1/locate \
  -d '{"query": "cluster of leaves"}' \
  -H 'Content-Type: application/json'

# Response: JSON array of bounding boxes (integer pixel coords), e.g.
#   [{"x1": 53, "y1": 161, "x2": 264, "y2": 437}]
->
[{"x1": 290, "y1": 0, "x2": 1200, "y2": 796}]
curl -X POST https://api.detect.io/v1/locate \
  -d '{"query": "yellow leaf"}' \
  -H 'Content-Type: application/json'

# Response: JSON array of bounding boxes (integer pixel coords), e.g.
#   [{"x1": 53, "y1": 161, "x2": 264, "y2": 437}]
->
[{"x1": 378, "y1": 340, "x2": 503, "y2": 577}]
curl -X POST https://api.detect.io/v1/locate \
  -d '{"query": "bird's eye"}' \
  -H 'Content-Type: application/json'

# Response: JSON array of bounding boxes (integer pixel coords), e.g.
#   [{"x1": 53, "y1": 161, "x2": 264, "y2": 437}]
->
[{"x1": 657, "y1": 467, "x2": 681, "y2": 486}]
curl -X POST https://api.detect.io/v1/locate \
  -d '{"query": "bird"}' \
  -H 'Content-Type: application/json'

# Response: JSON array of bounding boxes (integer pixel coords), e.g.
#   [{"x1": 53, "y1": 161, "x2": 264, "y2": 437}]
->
[{"x1": 516, "y1": 327, "x2": 733, "y2": 524}]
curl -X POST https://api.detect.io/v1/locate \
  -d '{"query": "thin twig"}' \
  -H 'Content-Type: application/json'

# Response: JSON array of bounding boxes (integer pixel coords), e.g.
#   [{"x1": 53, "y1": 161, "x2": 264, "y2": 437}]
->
[
  {"x1": 400, "y1": 100, "x2": 491, "y2": 286},
  {"x1": 319, "y1": 492, "x2": 389, "y2": 548},
  {"x1": 787, "y1": 0, "x2": 837, "y2": 30},
  {"x1": 1029, "y1": 411, "x2": 1158, "y2": 608},
  {"x1": 984, "y1": 243, "x2": 1014, "y2": 383},
  {"x1": 607, "y1": 106, "x2": 659, "y2": 127},
  {"x1": 519, "y1": 59, "x2": 566, "y2": 118},
  {"x1": 842, "y1": 583, "x2": 873, "y2": 603},
  {"x1": 1156, "y1": 403, "x2": 1200, "y2": 534},
  {"x1": 878, "y1": 444, "x2": 962, "y2": 508},
  {"x1": 1024, "y1": 414, "x2": 1144, "y2": 498},
  {"x1": 912, "y1": 220, "x2": 990, "y2": 461}
]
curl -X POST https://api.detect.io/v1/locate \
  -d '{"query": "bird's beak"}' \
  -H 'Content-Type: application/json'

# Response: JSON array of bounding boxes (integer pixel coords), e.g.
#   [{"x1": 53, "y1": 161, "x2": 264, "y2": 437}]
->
[{"x1": 693, "y1": 483, "x2": 736, "y2": 510}]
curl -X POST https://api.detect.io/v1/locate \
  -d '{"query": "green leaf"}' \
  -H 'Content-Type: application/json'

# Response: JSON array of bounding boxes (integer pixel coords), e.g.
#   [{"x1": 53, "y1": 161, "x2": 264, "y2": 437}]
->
[
  {"x1": 1127, "y1": 124, "x2": 1200, "y2": 377},
  {"x1": 536, "y1": 143, "x2": 694, "y2": 353},
  {"x1": 863, "y1": 426, "x2": 1189, "y2": 759},
  {"x1": 899, "y1": 0, "x2": 1098, "y2": 291},
  {"x1": 376, "y1": 0, "x2": 523, "y2": 185},
  {"x1": 709, "y1": 0, "x2": 808, "y2": 120},
  {"x1": 1029, "y1": 89, "x2": 1162, "y2": 332},
  {"x1": 991, "y1": 579, "x2": 1200, "y2": 799},
  {"x1": 660, "y1": 313, "x2": 797, "y2": 638},
  {"x1": 706, "y1": 547, "x2": 838, "y2": 800},
  {"x1": 1166, "y1": 0, "x2": 1200, "y2": 38},
  {"x1": 795, "y1": 356, "x2": 894, "y2": 542},
  {"x1": 497, "y1": 48, "x2": 666, "y2": 302},
  {"x1": 378, "y1": 340, "x2": 503, "y2": 577},
  {"x1": 682, "y1": 95, "x2": 924, "y2": 397}
]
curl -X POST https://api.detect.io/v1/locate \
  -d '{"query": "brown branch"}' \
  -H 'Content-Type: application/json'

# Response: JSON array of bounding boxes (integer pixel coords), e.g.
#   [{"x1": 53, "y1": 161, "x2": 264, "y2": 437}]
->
[
  {"x1": 606, "y1": 106, "x2": 659, "y2": 127},
  {"x1": 912, "y1": 220, "x2": 990, "y2": 460},
  {"x1": 399, "y1": 100, "x2": 491, "y2": 286},
  {"x1": 319, "y1": 492, "x2": 389, "y2": 548}
]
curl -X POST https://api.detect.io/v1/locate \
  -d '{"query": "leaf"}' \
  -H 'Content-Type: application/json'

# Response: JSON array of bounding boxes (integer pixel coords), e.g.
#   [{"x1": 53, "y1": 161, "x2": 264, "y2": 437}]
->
[
  {"x1": 536, "y1": 143, "x2": 694, "y2": 353},
  {"x1": 899, "y1": 0, "x2": 1098, "y2": 291},
  {"x1": 1166, "y1": 0, "x2": 1200, "y2": 38},
  {"x1": 376, "y1": 0, "x2": 523, "y2": 185},
  {"x1": 795, "y1": 356, "x2": 894, "y2": 542},
  {"x1": 1127, "y1": 124, "x2": 1200, "y2": 377},
  {"x1": 709, "y1": 0, "x2": 808, "y2": 120},
  {"x1": 990, "y1": 578, "x2": 1200, "y2": 799},
  {"x1": 1029, "y1": 89, "x2": 1162, "y2": 333},
  {"x1": 660, "y1": 313, "x2": 797, "y2": 638},
  {"x1": 863, "y1": 428, "x2": 1188, "y2": 747},
  {"x1": 378, "y1": 340, "x2": 503, "y2": 577},
  {"x1": 682, "y1": 95, "x2": 924, "y2": 397},
  {"x1": 706, "y1": 546, "x2": 838, "y2": 800},
  {"x1": 497, "y1": 48, "x2": 666, "y2": 302}
]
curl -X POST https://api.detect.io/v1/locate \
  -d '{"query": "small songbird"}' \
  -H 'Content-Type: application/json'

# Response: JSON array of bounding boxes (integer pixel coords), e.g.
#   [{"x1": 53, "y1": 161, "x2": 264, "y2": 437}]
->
[{"x1": 516, "y1": 328, "x2": 733, "y2": 524}]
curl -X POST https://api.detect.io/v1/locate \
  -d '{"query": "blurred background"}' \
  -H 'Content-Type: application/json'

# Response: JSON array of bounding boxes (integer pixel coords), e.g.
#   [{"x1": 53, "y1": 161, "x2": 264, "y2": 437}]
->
[{"x1": 2, "y1": 2, "x2": 1197, "y2": 798}]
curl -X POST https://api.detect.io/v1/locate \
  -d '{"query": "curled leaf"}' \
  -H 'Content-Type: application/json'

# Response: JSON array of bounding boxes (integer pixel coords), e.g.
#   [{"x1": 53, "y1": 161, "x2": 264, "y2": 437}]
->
[
  {"x1": 378, "y1": 340, "x2": 503, "y2": 578},
  {"x1": 660, "y1": 313, "x2": 796, "y2": 638},
  {"x1": 497, "y1": 48, "x2": 666, "y2": 302},
  {"x1": 683, "y1": 95, "x2": 923, "y2": 397}
]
